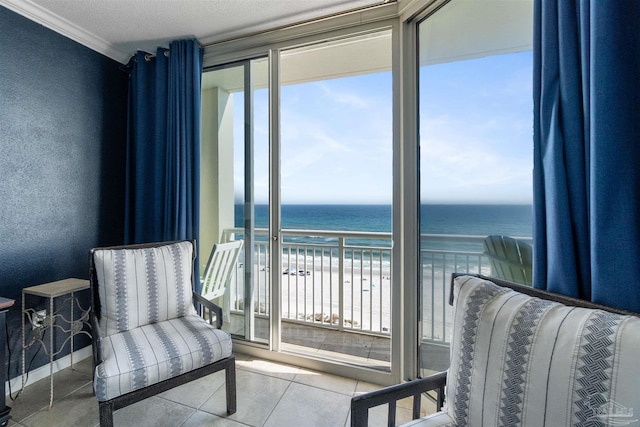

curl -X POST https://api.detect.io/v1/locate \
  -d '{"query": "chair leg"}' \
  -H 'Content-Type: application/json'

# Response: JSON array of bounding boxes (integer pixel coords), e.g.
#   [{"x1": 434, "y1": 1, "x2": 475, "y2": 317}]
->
[
  {"x1": 225, "y1": 359, "x2": 237, "y2": 415},
  {"x1": 99, "y1": 401, "x2": 114, "y2": 427}
]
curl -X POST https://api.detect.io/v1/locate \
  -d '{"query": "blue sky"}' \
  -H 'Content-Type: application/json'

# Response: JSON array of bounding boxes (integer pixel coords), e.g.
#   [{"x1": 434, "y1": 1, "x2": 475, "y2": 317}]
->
[
  {"x1": 419, "y1": 50, "x2": 533, "y2": 204},
  {"x1": 234, "y1": 50, "x2": 533, "y2": 205}
]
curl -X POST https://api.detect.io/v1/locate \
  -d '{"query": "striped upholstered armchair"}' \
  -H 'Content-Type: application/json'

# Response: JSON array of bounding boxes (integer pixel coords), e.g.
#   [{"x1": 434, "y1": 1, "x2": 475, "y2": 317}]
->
[
  {"x1": 351, "y1": 274, "x2": 640, "y2": 426},
  {"x1": 89, "y1": 240, "x2": 236, "y2": 427}
]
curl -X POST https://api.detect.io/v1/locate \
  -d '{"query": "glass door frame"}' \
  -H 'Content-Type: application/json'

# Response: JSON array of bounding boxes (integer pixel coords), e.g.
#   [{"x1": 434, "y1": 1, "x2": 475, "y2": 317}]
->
[
  {"x1": 399, "y1": 0, "x2": 451, "y2": 381},
  {"x1": 204, "y1": 14, "x2": 406, "y2": 387},
  {"x1": 242, "y1": 58, "x2": 257, "y2": 343},
  {"x1": 201, "y1": 58, "x2": 266, "y2": 345},
  {"x1": 408, "y1": 0, "x2": 535, "y2": 380},
  {"x1": 267, "y1": 48, "x2": 282, "y2": 353}
]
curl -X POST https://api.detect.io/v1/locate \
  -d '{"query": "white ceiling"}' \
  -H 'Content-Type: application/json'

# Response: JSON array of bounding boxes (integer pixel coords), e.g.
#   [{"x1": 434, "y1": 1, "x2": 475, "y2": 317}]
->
[{"x1": 1, "y1": 0, "x2": 386, "y2": 63}]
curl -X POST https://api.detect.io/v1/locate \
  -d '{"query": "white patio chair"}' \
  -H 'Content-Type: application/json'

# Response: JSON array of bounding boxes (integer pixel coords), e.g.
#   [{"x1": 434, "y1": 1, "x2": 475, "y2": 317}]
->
[{"x1": 201, "y1": 240, "x2": 244, "y2": 322}]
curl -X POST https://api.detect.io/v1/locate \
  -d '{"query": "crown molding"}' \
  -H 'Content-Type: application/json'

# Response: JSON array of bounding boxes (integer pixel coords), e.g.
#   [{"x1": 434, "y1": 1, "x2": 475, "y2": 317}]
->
[{"x1": 0, "y1": 0, "x2": 129, "y2": 63}]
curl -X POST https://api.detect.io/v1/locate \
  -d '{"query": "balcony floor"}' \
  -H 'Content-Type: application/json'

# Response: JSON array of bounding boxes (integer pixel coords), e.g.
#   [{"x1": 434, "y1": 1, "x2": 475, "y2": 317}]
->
[
  {"x1": 7, "y1": 353, "x2": 438, "y2": 427},
  {"x1": 227, "y1": 315, "x2": 450, "y2": 374}
]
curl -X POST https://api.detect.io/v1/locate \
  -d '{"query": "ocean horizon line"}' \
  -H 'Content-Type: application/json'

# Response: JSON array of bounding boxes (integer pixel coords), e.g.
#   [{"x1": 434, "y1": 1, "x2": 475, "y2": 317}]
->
[{"x1": 235, "y1": 202, "x2": 533, "y2": 206}]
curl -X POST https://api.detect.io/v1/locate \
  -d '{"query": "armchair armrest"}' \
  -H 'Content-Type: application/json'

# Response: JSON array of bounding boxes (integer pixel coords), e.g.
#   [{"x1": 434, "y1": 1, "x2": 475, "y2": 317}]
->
[
  {"x1": 193, "y1": 292, "x2": 223, "y2": 329},
  {"x1": 350, "y1": 371, "x2": 447, "y2": 427},
  {"x1": 90, "y1": 313, "x2": 103, "y2": 368}
]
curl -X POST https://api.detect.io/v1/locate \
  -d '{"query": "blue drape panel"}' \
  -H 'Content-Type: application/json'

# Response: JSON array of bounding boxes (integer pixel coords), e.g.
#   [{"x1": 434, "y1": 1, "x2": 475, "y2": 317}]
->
[
  {"x1": 124, "y1": 39, "x2": 203, "y2": 246},
  {"x1": 533, "y1": 1, "x2": 640, "y2": 312}
]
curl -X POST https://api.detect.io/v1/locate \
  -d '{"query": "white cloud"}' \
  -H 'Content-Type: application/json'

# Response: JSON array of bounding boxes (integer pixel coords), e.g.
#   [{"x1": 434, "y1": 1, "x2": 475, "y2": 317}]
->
[
  {"x1": 419, "y1": 114, "x2": 532, "y2": 203},
  {"x1": 316, "y1": 81, "x2": 371, "y2": 108}
]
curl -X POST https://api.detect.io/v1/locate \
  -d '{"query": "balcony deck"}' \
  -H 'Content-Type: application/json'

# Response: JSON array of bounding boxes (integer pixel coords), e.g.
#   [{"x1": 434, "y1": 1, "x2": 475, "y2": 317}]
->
[{"x1": 226, "y1": 314, "x2": 451, "y2": 374}]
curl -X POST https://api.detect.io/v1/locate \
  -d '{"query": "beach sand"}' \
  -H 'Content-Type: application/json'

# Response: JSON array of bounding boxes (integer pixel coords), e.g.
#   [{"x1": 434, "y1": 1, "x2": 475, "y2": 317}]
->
[{"x1": 229, "y1": 261, "x2": 456, "y2": 342}]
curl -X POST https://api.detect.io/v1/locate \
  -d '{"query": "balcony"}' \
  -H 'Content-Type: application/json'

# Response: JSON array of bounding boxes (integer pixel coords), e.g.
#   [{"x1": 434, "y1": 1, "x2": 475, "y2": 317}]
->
[{"x1": 219, "y1": 228, "x2": 532, "y2": 372}]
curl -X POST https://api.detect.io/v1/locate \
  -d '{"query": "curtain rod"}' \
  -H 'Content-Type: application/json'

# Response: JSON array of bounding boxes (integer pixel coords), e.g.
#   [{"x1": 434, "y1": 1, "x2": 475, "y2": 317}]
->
[
  {"x1": 142, "y1": 50, "x2": 170, "y2": 61},
  {"x1": 200, "y1": 0, "x2": 397, "y2": 49}
]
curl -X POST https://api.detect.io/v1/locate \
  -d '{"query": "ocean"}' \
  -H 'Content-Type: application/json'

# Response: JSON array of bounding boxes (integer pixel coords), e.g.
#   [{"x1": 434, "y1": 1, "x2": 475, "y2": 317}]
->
[{"x1": 234, "y1": 204, "x2": 532, "y2": 250}]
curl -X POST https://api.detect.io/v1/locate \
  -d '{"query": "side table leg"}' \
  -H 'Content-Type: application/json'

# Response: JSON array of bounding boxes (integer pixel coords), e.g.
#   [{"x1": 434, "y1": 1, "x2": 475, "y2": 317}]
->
[
  {"x1": 70, "y1": 292, "x2": 74, "y2": 370},
  {"x1": 49, "y1": 296, "x2": 53, "y2": 408},
  {"x1": 21, "y1": 292, "x2": 25, "y2": 390},
  {"x1": 1, "y1": 309, "x2": 12, "y2": 426}
]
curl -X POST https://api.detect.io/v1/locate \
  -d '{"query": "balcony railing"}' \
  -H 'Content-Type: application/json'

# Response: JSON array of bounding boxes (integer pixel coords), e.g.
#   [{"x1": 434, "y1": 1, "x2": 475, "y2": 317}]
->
[{"x1": 221, "y1": 228, "x2": 531, "y2": 344}]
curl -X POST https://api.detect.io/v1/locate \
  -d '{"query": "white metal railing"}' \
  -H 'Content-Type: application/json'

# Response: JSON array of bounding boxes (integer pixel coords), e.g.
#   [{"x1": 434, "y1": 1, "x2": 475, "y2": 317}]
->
[
  {"x1": 221, "y1": 228, "x2": 531, "y2": 343},
  {"x1": 223, "y1": 228, "x2": 392, "y2": 335},
  {"x1": 419, "y1": 234, "x2": 532, "y2": 343}
]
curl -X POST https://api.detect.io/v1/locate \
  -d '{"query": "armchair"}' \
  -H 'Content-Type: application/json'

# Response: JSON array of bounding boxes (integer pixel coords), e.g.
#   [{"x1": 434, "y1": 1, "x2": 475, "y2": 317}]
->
[
  {"x1": 89, "y1": 240, "x2": 236, "y2": 427},
  {"x1": 351, "y1": 273, "x2": 640, "y2": 426}
]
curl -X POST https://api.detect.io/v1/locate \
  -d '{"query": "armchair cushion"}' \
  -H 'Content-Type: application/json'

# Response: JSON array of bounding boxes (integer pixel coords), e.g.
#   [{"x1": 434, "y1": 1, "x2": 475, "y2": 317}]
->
[
  {"x1": 447, "y1": 275, "x2": 640, "y2": 426},
  {"x1": 94, "y1": 314, "x2": 232, "y2": 402},
  {"x1": 93, "y1": 240, "x2": 196, "y2": 337}
]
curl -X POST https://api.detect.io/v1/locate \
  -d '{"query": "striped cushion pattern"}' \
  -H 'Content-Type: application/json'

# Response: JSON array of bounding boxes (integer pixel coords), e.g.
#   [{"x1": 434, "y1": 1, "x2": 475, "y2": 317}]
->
[
  {"x1": 93, "y1": 241, "x2": 196, "y2": 337},
  {"x1": 94, "y1": 315, "x2": 232, "y2": 402},
  {"x1": 446, "y1": 275, "x2": 640, "y2": 427}
]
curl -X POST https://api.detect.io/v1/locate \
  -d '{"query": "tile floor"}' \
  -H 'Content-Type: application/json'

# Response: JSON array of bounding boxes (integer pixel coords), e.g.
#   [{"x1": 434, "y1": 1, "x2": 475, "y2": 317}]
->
[{"x1": 5, "y1": 353, "x2": 436, "y2": 427}]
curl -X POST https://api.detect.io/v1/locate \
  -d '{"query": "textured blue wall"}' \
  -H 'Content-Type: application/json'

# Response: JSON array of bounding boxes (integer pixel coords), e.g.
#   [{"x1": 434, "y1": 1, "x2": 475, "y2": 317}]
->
[{"x1": 0, "y1": 6, "x2": 127, "y2": 378}]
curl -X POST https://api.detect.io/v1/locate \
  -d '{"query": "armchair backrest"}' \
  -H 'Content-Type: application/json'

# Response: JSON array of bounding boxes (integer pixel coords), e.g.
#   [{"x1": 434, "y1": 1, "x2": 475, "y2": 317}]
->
[
  {"x1": 90, "y1": 240, "x2": 196, "y2": 337},
  {"x1": 447, "y1": 275, "x2": 640, "y2": 426}
]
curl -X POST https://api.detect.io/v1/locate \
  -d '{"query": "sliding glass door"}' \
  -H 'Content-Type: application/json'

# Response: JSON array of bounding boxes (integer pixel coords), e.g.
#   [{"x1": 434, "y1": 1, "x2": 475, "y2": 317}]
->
[
  {"x1": 201, "y1": 58, "x2": 270, "y2": 345},
  {"x1": 277, "y1": 30, "x2": 393, "y2": 369},
  {"x1": 202, "y1": 28, "x2": 395, "y2": 374},
  {"x1": 416, "y1": 0, "x2": 534, "y2": 377}
]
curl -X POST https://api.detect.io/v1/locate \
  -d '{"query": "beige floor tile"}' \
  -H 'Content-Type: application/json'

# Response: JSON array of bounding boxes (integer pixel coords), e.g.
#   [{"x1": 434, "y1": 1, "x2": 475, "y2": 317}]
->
[
  {"x1": 158, "y1": 370, "x2": 226, "y2": 409},
  {"x1": 354, "y1": 380, "x2": 385, "y2": 394},
  {"x1": 345, "y1": 404, "x2": 417, "y2": 427},
  {"x1": 263, "y1": 382, "x2": 351, "y2": 427},
  {"x1": 236, "y1": 357, "x2": 301, "y2": 381},
  {"x1": 18, "y1": 383, "x2": 98, "y2": 427},
  {"x1": 199, "y1": 369, "x2": 290, "y2": 426},
  {"x1": 112, "y1": 396, "x2": 195, "y2": 427},
  {"x1": 8, "y1": 361, "x2": 93, "y2": 423},
  {"x1": 294, "y1": 369, "x2": 357, "y2": 396},
  {"x1": 180, "y1": 410, "x2": 251, "y2": 426}
]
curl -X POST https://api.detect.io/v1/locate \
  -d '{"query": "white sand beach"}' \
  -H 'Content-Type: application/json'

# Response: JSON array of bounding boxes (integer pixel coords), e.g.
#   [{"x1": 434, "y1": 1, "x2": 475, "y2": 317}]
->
[{"x1": 226, "y1": 256, "x2": 477, "y2": 343}]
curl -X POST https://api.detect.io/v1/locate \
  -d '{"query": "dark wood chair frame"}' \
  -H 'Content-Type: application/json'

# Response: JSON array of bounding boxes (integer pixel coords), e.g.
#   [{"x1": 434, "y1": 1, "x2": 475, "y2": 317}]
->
[
  {"x1": 89, "y1": 240, "x2": 237, "y2": 427},
  {"x1": 350, "y1": 273, "x2": 640, "y2": 427}
]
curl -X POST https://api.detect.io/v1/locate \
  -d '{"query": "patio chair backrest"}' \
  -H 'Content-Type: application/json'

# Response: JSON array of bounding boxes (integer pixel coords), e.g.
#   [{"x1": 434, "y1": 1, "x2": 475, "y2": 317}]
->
[
  {"x1": 483, "y1": 235, "x2": 532, "y2": 286},
  {"x1": 91, "y1": 240, "x2": 196, "y2": 337},
  {"x1": 201, "y1": 240, "x2": 243, "y2": 301}
]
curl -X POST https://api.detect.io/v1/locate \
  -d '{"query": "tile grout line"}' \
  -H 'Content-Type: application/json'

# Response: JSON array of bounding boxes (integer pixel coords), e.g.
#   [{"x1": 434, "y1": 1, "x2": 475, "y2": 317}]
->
[
  {"x1": 259, "y1": 379, "x2": 294, "y2": 427},
  {"x1": 7, "y1": 368, "x2": 94, "y2": 424},
  {"x1": 290, "y1": 370, "x2": 359, "y2": 397}
]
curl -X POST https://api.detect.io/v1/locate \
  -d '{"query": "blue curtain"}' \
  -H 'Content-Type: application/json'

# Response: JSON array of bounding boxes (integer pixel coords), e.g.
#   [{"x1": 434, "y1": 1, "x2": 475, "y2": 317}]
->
[
  {"x1": 533, "y1": 1, "x2": 640, "y2": 312},
  {"x1": 124, "y1": 39, "x2": 203, "y2": 246}
]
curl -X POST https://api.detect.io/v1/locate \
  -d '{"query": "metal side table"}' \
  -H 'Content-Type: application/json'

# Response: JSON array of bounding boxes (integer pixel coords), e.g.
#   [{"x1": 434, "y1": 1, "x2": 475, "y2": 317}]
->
[
  {"x1": 1, "y1": 297, "x2": 15, "y2": 426},
  {"x1": 21, "y1": 279, "x2": 91, "y2": 408}
]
